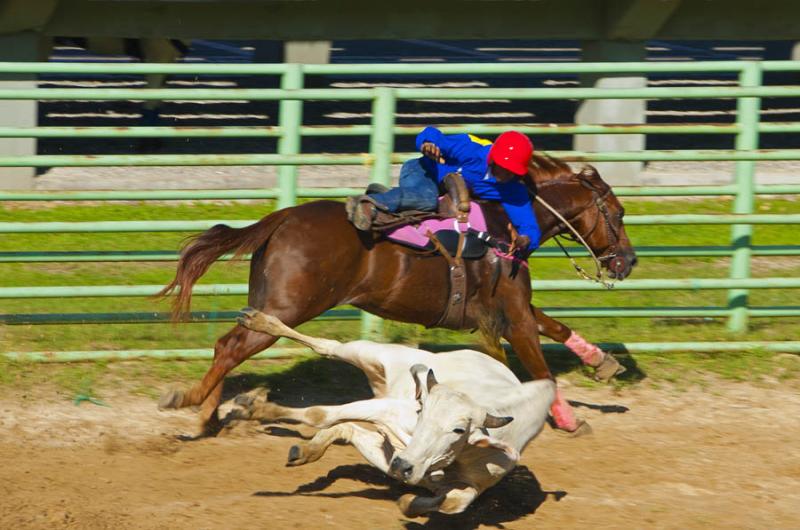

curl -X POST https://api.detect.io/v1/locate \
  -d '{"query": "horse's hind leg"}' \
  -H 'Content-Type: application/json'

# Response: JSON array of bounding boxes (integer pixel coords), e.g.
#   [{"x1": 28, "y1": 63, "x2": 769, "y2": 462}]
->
[
  {"x1": 159, "y1": 324, "x2": 278, "y2": 433},
  {"x1": 532, "y1": 306, "x2": 625, "y2": 382}
]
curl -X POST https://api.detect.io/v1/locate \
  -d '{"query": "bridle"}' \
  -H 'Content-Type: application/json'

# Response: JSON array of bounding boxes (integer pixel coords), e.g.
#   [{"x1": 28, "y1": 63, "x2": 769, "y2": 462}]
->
[{"x1": 536, "y1": 174, "x2": 624, "y2": 288}]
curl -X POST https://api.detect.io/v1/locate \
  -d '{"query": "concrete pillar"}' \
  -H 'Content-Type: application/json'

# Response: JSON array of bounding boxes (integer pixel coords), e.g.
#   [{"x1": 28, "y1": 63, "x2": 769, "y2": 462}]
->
[
  {"x1": 0, "y1": 31, "x2": 42, "y2": 189},
  {"x1": 574, "y1": 40, "x2": 646, "y2": 186},
  {"x1": 284, "y1": 41, "x2": 331, "y2": 64}
]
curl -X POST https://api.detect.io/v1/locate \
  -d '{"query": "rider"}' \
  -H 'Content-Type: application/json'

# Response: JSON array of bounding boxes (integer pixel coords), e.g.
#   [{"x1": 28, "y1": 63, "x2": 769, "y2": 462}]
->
[{"x1": 346, "y1": 126, "x2": 541, "y2": 254}]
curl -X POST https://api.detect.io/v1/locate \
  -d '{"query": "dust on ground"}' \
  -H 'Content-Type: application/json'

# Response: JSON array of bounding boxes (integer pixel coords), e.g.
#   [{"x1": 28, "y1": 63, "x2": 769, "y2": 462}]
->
[{"x1": 1, "y1": 376, "x2": 799, "y2": 530}]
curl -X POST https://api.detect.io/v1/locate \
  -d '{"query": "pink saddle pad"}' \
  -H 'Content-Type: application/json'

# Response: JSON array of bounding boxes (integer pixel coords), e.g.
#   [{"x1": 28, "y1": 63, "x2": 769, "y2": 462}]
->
[{"x1": 386, "y1": 200, "x2": 488, "y2": 249}]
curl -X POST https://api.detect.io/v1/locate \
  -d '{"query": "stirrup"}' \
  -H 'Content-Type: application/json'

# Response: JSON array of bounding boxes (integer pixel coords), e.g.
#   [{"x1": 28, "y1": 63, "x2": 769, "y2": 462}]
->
[{"x1": 346, "y1": 196, "x2": 378, "y2": 231}]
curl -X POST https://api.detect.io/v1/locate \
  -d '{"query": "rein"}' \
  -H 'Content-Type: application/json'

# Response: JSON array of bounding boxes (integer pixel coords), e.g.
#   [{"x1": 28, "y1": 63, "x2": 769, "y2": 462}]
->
[{"x1": 535, "y1": 179, "x2": 618, "y2": 289}]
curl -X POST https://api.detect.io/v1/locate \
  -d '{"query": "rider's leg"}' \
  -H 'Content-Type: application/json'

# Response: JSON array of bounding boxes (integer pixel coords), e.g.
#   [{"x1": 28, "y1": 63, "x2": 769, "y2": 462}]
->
[
  {"x1": 368, "y1": 157, "x2": 439, "y2": 212},
  {"x1": 348, "y1": 158, "x2": 439, "y2": 230}
]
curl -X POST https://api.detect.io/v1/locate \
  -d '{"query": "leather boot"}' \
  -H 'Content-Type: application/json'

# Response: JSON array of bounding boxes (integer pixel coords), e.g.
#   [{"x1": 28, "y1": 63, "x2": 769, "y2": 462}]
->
[
  {"x1": 366, "y1": 183, "x2": 390, "y2": 195},
  {"x1": 345, "y1": 196, "x2": 378, "y2": 231}
]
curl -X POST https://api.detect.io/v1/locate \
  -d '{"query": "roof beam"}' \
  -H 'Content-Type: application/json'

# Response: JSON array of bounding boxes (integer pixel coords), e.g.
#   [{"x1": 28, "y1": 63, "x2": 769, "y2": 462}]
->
[{"x1": 606, "y1": 0, "x2": 681, "y2": 41}]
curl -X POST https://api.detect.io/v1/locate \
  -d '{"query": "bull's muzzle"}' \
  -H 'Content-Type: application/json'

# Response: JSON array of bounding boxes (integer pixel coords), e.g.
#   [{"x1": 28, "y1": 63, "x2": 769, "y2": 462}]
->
[{"x1": 388, "y1": 456, "x2": 414, "y2": 482}]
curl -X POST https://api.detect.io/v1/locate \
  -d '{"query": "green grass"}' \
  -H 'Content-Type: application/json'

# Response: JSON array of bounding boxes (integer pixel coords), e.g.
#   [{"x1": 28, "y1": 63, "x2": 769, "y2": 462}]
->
[{"x1": 1, "y1": 195, "x2": 799, "y2": 394}]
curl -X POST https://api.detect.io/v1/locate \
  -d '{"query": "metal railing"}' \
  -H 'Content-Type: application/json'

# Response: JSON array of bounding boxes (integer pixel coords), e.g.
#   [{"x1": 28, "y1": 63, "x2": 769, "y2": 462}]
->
[{"x1": 1, "y1": 60, "x2": 799, "y2": 360}]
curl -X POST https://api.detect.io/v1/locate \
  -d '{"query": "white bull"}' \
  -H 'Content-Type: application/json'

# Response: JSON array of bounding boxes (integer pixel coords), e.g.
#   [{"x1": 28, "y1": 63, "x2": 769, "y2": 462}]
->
[{"x1": 233, "y1": 309, "x2": 555, "y2": 517}]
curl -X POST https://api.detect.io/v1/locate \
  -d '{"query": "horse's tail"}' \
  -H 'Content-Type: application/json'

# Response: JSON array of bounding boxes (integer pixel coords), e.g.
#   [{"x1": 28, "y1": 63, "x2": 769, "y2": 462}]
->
[{"x1": 157, "y1": 209, "x2": 290, "y2": 321}]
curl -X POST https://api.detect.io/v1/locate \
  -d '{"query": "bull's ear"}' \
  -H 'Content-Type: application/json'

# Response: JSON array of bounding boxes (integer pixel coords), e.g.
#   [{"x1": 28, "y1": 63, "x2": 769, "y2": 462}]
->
[
  {"x1": 468, "y1": 430, "x2": 520, "y2": 461},
  {"x1": 410, "y1": 364, "x2": 429, "y2": 402},
  {"x1": 483, "y1": 413, "x2": 514, "y2": 429},
  {"x1": 426, "y1": 369, "x2": 439, "y2": 392}
]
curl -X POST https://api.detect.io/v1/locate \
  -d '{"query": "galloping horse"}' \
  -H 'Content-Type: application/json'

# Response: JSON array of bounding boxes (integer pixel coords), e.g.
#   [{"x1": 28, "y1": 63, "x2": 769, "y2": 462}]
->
[{"x1": 157, "y1": 156, "x2": 637, "y2": 434}]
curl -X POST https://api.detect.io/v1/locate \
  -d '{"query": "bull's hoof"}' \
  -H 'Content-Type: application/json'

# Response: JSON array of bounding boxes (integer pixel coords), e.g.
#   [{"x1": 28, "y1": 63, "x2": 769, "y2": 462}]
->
[
  {"x1": 199, "y1": 415, "x2": 224, "y2": 438},
  {"x1": 287, "y1": 444, "x2": 305, "y2": 466},
  {"x1": 158, "y1": 389, "x2": 185, "y2": 410},
  {"x1": 234, "y1": 392, "x2": 256, "y2": 407},
  {"x1": 593, "y1": 354, "x2": 626, "y2": 383},
  {"x1": 237, "y1": 307, "x2": 287, "y2": 336}
]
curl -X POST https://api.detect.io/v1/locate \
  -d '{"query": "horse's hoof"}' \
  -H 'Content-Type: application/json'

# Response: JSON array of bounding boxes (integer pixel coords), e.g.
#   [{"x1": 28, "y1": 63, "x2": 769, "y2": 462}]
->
[
  {"x1": 286, "y1": 444, "x2": 305, "y2": 466},
  {"x1": 158, "y1": 389, "x2": 185, "y2": 410},
  {"x1": 556, "y1": 419, "x2": 593, "y2": 438},
  {"x1": 593, "y1": 354, "x2": 626, "y2": 383}
]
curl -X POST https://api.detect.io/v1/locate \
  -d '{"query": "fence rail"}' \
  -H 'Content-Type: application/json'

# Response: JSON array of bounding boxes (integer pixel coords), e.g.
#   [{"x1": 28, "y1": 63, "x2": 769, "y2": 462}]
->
[{"x1": 1, "y1": 59, "x2": 800, "y2": 359}]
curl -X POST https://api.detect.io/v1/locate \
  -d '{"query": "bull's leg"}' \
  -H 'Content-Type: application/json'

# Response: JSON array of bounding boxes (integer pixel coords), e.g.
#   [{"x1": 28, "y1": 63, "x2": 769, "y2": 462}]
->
[
  {"x1": 532, "y1": 305, "x2": 625, "y2": 383},
  {"x1": 238, "y1": 308, "x2": 341, "y2": 356},
  {"x1": 287, "y1": 423, "x2": 396, "y2": 471},
  {"x1": 398, "y1": 485, "x2": 478, "y2": 517},
  {"x1": 502, "y1": 302, "x2": 587, "y2": 434},
  {"x1": 237, "y1": 308, "x2": 404, "y2": 398},
  {"x1": 233, "y1": 397, "x2": 416, "y2": 443},
  {"x1": 158, "y1": 324, "x2": 278, "y2": 432}
]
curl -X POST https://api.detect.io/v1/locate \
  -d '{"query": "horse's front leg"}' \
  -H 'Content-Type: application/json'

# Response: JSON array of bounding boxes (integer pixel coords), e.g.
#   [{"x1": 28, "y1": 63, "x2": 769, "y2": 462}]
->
[
  {"x1": 501, "y1": 301, "x2": 588, "y2": 434},
  {"x1": 532, "y1": 306, "x2": 625, "y2": 382}
]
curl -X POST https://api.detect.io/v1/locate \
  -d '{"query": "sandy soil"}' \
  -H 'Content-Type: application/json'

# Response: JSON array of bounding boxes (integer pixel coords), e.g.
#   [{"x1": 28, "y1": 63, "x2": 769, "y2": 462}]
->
[{"x1": 1, "y1": 378, "x2": 799, "y2": 530}]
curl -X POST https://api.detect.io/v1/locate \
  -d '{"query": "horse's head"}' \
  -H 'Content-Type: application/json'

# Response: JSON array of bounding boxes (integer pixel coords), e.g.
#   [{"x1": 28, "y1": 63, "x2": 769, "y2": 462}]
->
[{"x1": 533, "y1": 162, "x2": 638, "y2": 281}]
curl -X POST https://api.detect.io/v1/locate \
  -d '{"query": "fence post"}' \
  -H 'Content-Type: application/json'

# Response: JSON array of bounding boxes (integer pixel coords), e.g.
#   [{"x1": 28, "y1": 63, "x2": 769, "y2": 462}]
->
[
  {"x1": 369, "y1": 87, "x2": 396, "y2": 186},
  {"x1": 277, "y1": 64, "x2": 303, "y2": 210},
  {"x1": 359, "y1": 88, "x2": 397, "y2": 340},
  {"x1": 727, "y1": 62, "x2": 762, "y2": 333}
]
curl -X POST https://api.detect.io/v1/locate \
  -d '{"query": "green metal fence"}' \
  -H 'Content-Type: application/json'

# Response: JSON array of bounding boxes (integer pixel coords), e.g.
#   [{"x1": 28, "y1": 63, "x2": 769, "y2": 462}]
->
[{"x1": 1, "y1": 60, "x2": 799, "y2": 361}]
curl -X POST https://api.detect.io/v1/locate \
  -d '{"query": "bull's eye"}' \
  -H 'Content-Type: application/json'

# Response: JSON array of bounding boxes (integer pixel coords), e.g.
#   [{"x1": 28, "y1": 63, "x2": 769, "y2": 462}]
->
[{"x1": 453, "y1": 427, "x2": 466, "y2": 435}]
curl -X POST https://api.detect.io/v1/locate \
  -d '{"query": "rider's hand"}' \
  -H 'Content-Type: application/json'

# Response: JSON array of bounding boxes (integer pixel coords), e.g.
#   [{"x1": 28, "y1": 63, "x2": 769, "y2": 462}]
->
[
  {"x1": 421, "y1": 142, "x2": 445, "y2": 164},
  {"x1": 505, "y1": 223, "x2": 530, "y2": 257},
  {"x1": 509, "y1": 235, "x2": 531, "y2": 256}
]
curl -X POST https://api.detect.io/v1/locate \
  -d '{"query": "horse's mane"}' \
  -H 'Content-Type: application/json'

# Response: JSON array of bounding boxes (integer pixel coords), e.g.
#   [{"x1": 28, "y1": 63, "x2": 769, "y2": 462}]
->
[
  {"x1": 522, "y1": 153, "x2": 608, "y2": 198},
  {"x1": 527, "y1": 153, "x2": 576, "y2": 184}
]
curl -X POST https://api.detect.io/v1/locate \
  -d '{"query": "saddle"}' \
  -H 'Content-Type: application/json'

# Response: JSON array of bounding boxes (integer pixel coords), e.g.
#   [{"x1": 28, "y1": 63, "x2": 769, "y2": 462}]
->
[{"x1": 353, "y1": 174, "x2": 503, "y2": 329}]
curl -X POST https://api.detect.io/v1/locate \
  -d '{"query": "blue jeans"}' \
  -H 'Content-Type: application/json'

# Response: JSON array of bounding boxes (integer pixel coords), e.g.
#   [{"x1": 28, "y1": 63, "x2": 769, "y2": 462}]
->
[{"x1": 369, "y1": 157, "x2": 439, "y2": 212}]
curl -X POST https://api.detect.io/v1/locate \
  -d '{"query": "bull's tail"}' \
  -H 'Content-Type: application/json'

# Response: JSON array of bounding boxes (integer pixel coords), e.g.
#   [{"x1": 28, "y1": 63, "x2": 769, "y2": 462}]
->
[{"x1": 157, "y1": 209, "x2": 290, "y2": 320}]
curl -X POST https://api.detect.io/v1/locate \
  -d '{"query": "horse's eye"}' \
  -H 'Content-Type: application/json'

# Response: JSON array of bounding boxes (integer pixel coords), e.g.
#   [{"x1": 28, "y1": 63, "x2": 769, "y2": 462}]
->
[{"x1": 453, "y1": 427, "x2": 466, "y2": 435}]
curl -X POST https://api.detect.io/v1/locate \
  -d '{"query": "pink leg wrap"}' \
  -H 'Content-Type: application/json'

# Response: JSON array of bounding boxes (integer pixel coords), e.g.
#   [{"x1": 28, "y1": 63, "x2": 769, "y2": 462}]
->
[
  {"x1": 550, "y1": 389, "x2": 579, "y2": 431},
  {"x1": 565, "y1": 331, "x2": 604, "y2": 366}
]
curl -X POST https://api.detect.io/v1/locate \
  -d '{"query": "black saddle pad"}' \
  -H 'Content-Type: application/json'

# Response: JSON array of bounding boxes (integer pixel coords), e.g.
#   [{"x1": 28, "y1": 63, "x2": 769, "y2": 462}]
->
[{"x1": 426, "y1": 230, "x2": 488, "y2": 259}]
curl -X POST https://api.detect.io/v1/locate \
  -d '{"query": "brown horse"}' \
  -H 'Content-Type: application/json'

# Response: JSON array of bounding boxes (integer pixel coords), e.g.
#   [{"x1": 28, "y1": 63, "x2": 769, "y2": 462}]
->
[{"x1": 157, "y1": 158, "x2": 637, "y2": 434}]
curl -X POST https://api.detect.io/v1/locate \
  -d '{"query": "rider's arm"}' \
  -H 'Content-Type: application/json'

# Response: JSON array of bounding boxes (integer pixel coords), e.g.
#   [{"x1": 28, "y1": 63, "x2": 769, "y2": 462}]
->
[
  {"x1": 495, "y1": 182, "x2": 541, "y2": 253},
  {"x1": 415, "y1": 126, "x2": 486, "y2": 169}
]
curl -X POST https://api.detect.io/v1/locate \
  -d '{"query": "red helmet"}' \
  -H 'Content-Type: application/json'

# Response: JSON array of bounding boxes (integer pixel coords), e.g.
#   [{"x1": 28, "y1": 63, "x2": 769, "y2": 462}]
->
[{"x1": 487, "y1": 131, "x2": 534, "y2": 175}]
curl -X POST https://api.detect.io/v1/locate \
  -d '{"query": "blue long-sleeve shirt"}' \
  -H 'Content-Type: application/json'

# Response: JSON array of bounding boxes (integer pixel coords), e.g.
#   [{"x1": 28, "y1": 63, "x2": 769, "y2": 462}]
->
[{"x1": 416, "y1": 126, "x2": 540, "y2": 251}]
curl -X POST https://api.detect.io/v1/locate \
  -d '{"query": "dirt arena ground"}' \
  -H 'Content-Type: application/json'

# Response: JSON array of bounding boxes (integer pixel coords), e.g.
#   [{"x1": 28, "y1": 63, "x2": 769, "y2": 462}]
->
[{"x1": 2, "y1": 373, "x2": 799, "y2": 530}]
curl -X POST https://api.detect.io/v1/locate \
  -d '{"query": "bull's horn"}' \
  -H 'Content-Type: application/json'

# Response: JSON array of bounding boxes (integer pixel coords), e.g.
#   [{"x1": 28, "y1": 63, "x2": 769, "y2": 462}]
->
[{"x1": 484, "y1": 413, "x2": 514, "y2": 428}]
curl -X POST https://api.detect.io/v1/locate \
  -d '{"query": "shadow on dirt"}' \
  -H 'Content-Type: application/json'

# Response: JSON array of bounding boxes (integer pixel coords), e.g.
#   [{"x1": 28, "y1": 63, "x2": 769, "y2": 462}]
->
[
  {"x1": 221, "y1": 345, "x2": 646, "y2": 409},
  {"x1": 223, "y1": 357, "x2": 373, "y2": 406},
  {"x1": 254, "y1": 463, "x2": 566, "y2": 529}
]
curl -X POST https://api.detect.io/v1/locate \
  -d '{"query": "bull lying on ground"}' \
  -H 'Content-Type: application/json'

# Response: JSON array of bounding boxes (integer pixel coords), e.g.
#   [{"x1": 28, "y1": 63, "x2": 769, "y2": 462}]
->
[{"x1": 232, "y1": 308, "x2": 555, "y2": 517}]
